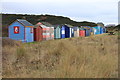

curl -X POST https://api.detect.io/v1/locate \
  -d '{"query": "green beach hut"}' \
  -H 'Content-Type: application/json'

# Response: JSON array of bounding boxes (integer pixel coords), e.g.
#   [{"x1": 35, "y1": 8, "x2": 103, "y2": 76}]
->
[{"x1": 54, "y1": 25, "x2": 61, "y2": 39}]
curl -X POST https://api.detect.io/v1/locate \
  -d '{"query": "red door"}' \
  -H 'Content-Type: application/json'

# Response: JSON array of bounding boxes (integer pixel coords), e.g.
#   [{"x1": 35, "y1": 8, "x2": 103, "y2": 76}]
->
[
  {"x1": 35, "y1": 26, "x2": 43, "y2": 41},
  {"x1": 80, "y1": 30, "x2": 85, "y2": 37},
  {"x1": 37, "y1": 27, "x2": 43, "y2": 41}
]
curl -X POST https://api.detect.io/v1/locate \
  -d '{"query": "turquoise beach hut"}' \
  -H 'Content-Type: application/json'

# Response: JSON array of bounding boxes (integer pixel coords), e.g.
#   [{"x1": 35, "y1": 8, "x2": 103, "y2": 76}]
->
[{"x1": 54, "y1": 25, "x2": 61, "y2": 39}]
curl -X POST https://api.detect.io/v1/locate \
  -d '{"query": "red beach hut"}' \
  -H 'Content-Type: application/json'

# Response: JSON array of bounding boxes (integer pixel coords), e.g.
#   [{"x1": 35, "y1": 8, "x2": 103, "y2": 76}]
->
[
  {"x1": 34, "y1": 23, "x2": 43, "y2": 41},
  {"x1": 79, "y1": 28, "x2": 85, "y2": 37}
]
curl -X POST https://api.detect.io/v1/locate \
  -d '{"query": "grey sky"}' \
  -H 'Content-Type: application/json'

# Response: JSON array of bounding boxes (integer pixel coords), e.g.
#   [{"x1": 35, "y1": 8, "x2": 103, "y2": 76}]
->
[{"x1": 1, "y1": 0, "x2": 119, "y2": 25}]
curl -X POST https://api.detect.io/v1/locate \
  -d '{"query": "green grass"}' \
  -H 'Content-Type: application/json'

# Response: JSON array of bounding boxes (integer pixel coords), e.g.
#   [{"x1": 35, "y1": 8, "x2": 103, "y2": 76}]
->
[{"x1": 115, "y1": 32, "x2": 120, "y2": 35}]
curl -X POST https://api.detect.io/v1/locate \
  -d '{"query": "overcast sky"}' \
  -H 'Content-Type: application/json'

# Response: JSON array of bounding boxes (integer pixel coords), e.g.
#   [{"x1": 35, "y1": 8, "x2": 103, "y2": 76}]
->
[{"x1": 1, "y1": 0, "x2": 119, "y2": 25}]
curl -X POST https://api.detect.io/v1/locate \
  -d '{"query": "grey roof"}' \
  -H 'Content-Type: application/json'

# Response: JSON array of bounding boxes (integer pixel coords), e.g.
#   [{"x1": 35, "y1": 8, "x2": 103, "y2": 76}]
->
[
  {"x1": 97, "y1": 22, "x2": 104, "y2": 27},
  {"x1": 53, "y1": 25, "x2": 62, "y2": 28},
  {"x1": 40, "y1": 22, "x2": 53, "y2": 27},
  {"x1": 81, "y1": 26, "x2": 91, "y2": 29},
  {"x1": 65, "y1": 24, "x2": 74, "y2": 28},
  {"x1": 73, "y1": 27, "x2": 78, "y2": 31},
  {"x1": 79, "y1": 28, "x2": 85, "y2": 30},
  {"x1": 34, "y1": 24, "x2": 47, "y2": 28},
  {"x1": 40, "y1": 25, "x2": 48, "y2": 28},
  {"x1": 17, "y1": 19, "x2": 33, "y2": 26},
  {"x1": 34, "y1": 24, "x2": 39, "y2": 28}
]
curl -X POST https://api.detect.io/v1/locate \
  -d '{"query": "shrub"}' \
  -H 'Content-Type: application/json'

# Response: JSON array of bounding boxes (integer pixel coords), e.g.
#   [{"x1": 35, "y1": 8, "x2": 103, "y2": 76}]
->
[{"x1": 2, "y1": 38, "x2": 21, "y2": 47}]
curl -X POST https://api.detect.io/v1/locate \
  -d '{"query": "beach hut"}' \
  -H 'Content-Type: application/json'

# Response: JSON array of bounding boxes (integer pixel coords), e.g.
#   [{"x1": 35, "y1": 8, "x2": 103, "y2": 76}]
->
[
  {"x1": 90, "y1": 28, "x2": 94, "y2": 35},
  {"x1": 8, "y1": 19, "x2": 34, "y2": 42},
  {"x1": 87, "y1": 26, "x2": 94, "y2": 35},
  {"x1": 92, "y1": 26, "x2": 101, "y2": 35},
  {"x1": 81, "y1": 26, "x2": 91, "y2": 36},
  {"x1": 39, "y1": 22, "x2": 54, "y2": 40},
  {"x1": 54, "y1": 25, "x2": 61, "y2": 39},
  {"x1": 85, "y1": 29, "x2": 91, "y2": 36},
  {"x1": 79, "y1": 28, "x2": 85, "y2": 37},
  {"x1": 99, "y1": 26, "x2": 106, "y2": 34},
  {"x1": 61, "y1": 24, "x2": 70, "y2": 38},
  {"x1": 49, "y1": 27, "x2": 54, "y2": 40},
  {"x1": 41, "y1": 25, "x2": 50, "y2": 41},
  {"x1": 103, "y1": 27, "x2": 106, "y2": 33},
  {"x1": 73, "y1": 27, "x2": 79, "y2": 37},
  {"x1": 66, "y1": 24, "x2": 74, "y2": 38},
  {"x1": 61, "y1": 24, "x2": 74, "y2": 38}
]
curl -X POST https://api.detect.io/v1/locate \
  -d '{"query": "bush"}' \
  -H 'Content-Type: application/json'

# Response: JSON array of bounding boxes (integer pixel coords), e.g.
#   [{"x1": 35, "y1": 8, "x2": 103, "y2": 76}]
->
[{"x1": 2, "y1": 38, "x2": 21, "y2": 47}]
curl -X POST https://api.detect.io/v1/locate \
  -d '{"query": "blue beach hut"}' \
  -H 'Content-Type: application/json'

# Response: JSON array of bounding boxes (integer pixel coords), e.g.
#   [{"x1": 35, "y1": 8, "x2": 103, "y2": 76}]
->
[
  {"x1": 65, "y1": 24, "x2": 74, "y2": 38},
  {"x1": 8, "y1": 19, "x2": 34, "y2": 42},
  {"x1": 81, "y1": 26, "x2": 91, "y2": 36},
  {"x1": 92, "y1": 26, "x2": 101, "y2": 35},
  {"x1": 84, "y1": 29, "x2": 91, "y2": 36},
  {"x1": 61, "y1": 24, "x2": 70, "y2": 38}
]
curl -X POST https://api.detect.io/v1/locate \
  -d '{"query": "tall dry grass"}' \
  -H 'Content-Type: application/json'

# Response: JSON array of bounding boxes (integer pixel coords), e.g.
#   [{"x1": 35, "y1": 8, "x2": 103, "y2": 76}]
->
[{"x1": 2, "y1": 34, "x2": 118, "y2": 78}]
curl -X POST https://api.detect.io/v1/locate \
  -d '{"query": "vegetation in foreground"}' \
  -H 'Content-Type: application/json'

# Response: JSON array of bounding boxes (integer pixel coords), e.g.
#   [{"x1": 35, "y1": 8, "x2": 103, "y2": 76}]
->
[{"x1": 2, "y1": 34, "x2": 118, "y2": 78}]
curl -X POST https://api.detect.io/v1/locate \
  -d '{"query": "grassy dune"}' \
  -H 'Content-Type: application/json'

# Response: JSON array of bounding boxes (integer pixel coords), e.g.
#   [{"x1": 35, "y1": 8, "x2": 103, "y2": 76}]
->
[{"x1": 2, "y1": 34, "x2": 118, "y2": 78}]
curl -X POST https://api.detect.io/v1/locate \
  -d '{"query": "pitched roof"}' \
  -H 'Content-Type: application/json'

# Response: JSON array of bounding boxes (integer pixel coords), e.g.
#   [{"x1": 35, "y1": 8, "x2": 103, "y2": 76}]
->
[
  {"x1": 40, "y1": 22, "x2": 53, "y2": 27},
  {"x1": 40, "y1": 25, "x2": 48, "y2": 28},
  {"x1": 17, "y1": 19, "x2": 33, "y2": 26},
  {"x1": 34, "y1": 25, "x2": 40, "y2": 28},
  {"x1": 34, "y1": 24, "x2": 47, "y2": 28}
]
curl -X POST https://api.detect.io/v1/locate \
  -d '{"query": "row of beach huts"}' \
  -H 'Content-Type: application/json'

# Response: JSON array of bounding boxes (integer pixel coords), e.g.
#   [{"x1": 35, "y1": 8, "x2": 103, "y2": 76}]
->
[{"x1": 8, "y1": 19, "x2": 106, "y2": 42}]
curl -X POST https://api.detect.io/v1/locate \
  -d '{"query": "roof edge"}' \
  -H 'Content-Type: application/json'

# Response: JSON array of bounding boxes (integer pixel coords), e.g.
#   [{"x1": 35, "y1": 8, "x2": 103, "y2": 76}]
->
[{"x1": 8, "y1": 19, "x2": 26, "y2": 27}]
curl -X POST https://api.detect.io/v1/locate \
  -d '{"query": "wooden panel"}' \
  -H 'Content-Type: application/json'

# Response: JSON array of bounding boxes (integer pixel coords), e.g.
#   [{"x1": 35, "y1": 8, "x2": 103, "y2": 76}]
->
[{"x1": 34, "y1": 26, "x2": 43, "y2": 41}]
